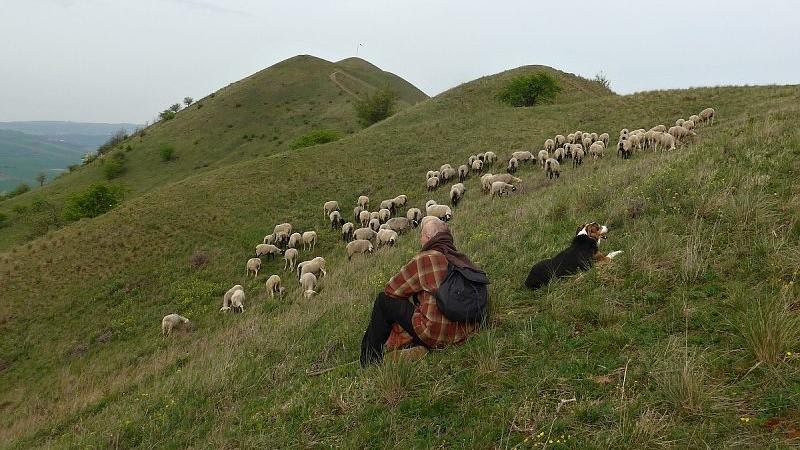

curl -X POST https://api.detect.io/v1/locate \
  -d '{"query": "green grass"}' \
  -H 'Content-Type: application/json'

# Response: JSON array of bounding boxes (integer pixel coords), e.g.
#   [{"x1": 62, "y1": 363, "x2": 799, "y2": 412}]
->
[
  {"x1": 1, "y1": 60, "x2": 799, "y2": 448},
  {"x1": 0, "y1": 55, "x2": 428, "y2": 250}
]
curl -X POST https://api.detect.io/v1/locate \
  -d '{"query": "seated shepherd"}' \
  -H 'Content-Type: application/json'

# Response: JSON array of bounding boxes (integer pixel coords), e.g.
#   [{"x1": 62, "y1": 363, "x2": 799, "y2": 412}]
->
[{"x1": 360, "y1": 217, "x2": 489, "y2": 367}]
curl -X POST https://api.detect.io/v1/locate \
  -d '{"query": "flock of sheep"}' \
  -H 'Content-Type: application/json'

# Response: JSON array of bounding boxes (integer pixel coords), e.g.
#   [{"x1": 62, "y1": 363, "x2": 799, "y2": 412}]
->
[{"x1": 161, "y1": 107, "x2": 717, "y2": 336}]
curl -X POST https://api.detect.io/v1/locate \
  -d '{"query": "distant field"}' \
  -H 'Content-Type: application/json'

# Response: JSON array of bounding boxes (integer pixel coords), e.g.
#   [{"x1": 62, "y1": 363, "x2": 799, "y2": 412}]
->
[{"x1": 0, "y1": 130, "x2": 86, "y2": 191}]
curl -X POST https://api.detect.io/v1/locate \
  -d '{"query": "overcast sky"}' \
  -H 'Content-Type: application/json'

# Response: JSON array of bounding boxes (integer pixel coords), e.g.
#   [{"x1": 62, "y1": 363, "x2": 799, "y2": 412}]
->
[{"x1": 1, "y1": 0, "x2": 797, "y2": 123}]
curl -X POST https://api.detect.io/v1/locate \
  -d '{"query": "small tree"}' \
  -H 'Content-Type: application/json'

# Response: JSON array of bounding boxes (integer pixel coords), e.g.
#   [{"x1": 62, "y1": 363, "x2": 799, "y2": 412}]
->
[
  {"x1": 498, "y1": 72, "x2": 562, "y2": 107},
  {"x1": 62, "y1": 183, "x2": 123, "y2": 221},
  {"x1": 183, "y1": 97, "x2": 194, "y2": 107},
  {"x1": 354, "y1": 88, "x2": 399, "y2": 127},
  {"x1": 593, "y1": 71, "x2": 612, "y2": 90},
  {"x1": 160, "y1": 144, "x2": 175, "y2": 161},
  {"x1": 159, "y1": 109, "x2": 176, "y2": 121},
  {"x1": 36, "y1": 172, "x2": 47, "y2": 186},
  {"x1": 169, "y1": 103, "x2": 181, "y2": 113}
]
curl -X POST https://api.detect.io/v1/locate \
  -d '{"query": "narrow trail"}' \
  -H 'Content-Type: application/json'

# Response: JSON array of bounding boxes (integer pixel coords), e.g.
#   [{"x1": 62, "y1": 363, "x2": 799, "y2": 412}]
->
[{"x1": 329, "y1": 71, "x2": 363, "y2": 100}]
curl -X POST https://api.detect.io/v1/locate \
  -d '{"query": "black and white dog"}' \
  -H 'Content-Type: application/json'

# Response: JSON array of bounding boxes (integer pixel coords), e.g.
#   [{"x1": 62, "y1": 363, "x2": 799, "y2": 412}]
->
[{"x1": 525, "y1": 222, "x2": 623, "y2": 290}]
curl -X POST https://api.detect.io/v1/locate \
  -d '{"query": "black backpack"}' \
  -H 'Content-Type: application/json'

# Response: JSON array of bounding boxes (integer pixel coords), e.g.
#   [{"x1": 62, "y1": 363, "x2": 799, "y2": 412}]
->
[{"x1": 434, "y1": 264, "x2": 490, "y2": 323}]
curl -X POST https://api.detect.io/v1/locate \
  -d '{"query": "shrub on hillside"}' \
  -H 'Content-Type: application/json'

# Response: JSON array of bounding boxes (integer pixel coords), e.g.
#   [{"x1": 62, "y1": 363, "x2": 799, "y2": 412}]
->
[
  {"x1": 0, "y1": 212, "x2": 7, "y2": 228},
  {"x1": 498, "y1": 72, "x2": 561, "y2": 107},
  {"x1": 8, "y1": 183, "x2": 31, "y2": 198},
  {"x1": 593, "y1": 71, "x2": 612, "y2": 90},
  {"x1": 160, "y1": 144, "x2": 176, "y2": 162},
  {"x1": 354, "y1": 88, "x2": 399, "y2": 127},
  {"x1": 102, "y1": 157, "x2": 125, "y2": 179},
  {"x1": 188, "y1": 250, "x2": 210, "y2": 269},
  {"x1": 159, "y1": 109, "x2": 176, "y2": 121},
  {"x1": 62, "y1": 183, "x2": 123, "y2": 222},
  {"x1": 290, "y1": 129, "x2": 342, "y2": 149}
]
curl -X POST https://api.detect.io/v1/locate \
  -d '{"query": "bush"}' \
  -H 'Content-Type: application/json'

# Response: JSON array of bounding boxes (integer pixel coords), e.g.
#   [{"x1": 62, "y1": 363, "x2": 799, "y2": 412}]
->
[
  {"x1": 62, "y1": 183, "x2": 123, "y2": 222},
  {"x1": 188, "y1": 250, "x2": 210, "y2": 269},
  {"x1": 102, "y1": 158, "x2": 125, "y2": 179},
  {"x1": 290, "y1": 129, "x2": 342, "y2": 149},
  {"x1": 354, "y1": 88, "x2": 398, "y2": 127},
  {"x1": 0, "y1": 212, "x2": 7, "y2": 228},
  {"x1": 159, "y1": 109, "x2": 176, "y2": 121},
  {"x1": 8, "y1": 183, "x2": 31, "y2": 198},
  {"x1": 593, "y1": 71, "x2": 612, "y2": 90},
  {"x1": 160, "y1": 144, "x2": 176, "y2": 162},
  {"x1": 97, "y1": 129, "x2": 128, "y2": 156},
  {"x1": 498, "y1": 72, "x2": 561, "y2": 107}
]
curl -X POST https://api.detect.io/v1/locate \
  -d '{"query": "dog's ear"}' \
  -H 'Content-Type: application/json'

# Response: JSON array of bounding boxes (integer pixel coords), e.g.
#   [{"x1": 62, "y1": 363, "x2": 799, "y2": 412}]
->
[{"x1": 576, "y1": 223, "x2": 587, "y2": 235}]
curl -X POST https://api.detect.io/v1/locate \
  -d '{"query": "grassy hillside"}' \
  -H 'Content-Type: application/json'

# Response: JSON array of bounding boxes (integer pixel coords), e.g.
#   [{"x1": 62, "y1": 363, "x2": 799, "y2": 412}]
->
[
  {"x1": 1, "y1": 63, "x2": 798, "y2": 448},
  {"x1": 0, "y1": 129, "x2": 86, "y2": 191},
  {"x1": 0, "y1": 55, "x2": 428, "y2": 249}
]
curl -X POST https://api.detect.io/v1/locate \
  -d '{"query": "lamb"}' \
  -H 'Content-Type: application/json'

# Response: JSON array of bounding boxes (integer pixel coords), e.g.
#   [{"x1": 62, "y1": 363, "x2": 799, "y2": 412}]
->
[
  {"x1": 353, "y1": 227, "x2": 377, "y2": 241},
  {"x1": 323, "y1": 200, "x2": 339, "y2": 218},
  {"x1": 553, "y1": 147, "x2": 565, "y2": 162},
  {"x1": 484, "y1": 151, "x2": 497, "y2": 164},
  {"x1": 572, "y1": 145, "x2": 584, "y2": 167},
  {"x1": 426, "y1": 176, "x2": 440, "y2": 191},
  {"x1": 385, "y1": 217, "x2": 414, "y2": 233},
  {"x1": 458, "y1": 164, "x2": 469, "y2": 182},
  {"x1": 341, "y1": 222, "x2": 355, "y2": 242},
  {"x1": 406, "y1": 208, "x2": 423, "y2": 225},
  {"x1": 359, "y1": 210, "x2": 371, "y2": 227},
  {"x1": 426, "y1": 204, "x2": 453, "y2": 221},
  {"x1": 582, "y1": 136, "x2": 593, "y2": 151},
  {"x1": 346, "y1": 239, "x2": 374, "y2": 259},
  {"x1": 392, "y1": 195, "x2": 408, "y2": 210},
  {"x1": 283, "y1": 247, "x2": 299, "y2": 271},
  {"x1": 221, "y1": 285, "x2": 244, "y2": 312},
  {"x1": 689, "y1": 114, "x2": 701, "y2": 124},
  {"x1": 378, "y1": 208, "x2": 392, "y2": 223},
  {"x1": 287, "y1": 232, "x2": 302, "y2": 249},
  {"x1": 659, "y1": 132, "x2": 676, "y2": 151},
  {"x1": 669, "y1": 126, "x2": 695, "y2": 144},
  {"x1": 439, "y1": 164, "x2": 453, "y2": 173},
  {"x1": 555, "y1": 134, "x2": 566, "y2": 148},
  {"x1": 628, "y1": 133, "x2": 642, "y2": 150},
  {"x1": 644, "y1": 130, "x2": 659, "y2": 150},
  {"x1": 490, "y1": 181, "x2": 516, "y2": 198},
  {"x1": 273, "y1": 223, "x2": 292, "y2": 236},
  {"x1": 563, "y1": 143, "x2": 573, "y2": 158},
  {"x1": 262, "y1": 233, "x2": 276, "y2": 245},
  {"x1": 537, "y1": 149, "x2": 549, "y2": 168},
  {"x1": 440, "y1": 167, "x2": 457, "y2": 181},
  {"x1": 511, "y1": 150, "x2": 535, "y2": 162},
  {"x1": 299, "y1": 256, "x2": 327, "y2": 278},
  {"x1": 544, "y1": 139, "x2": 555, "y2": 152},
  {"x1": 682, "y1": 119, "x2": 695, "y2": 131},
  {"x1": 301, "y1": 231, "x2": 318, "y2": 251},
  {"x1": 299, "y1": 272, "x2": 317, "y2": 298},
  {"x1": 507, "y1": 157, "x2": 518, "y2": 174},
  {"x1": 357, "y1": 195, "x2": 369, "y2": 209},
  {"x1": 329, "y1": 211, "x2": 343, "y2": 229},
  {"x1": 369, "y1": 218, "x2": 381, "y2": 232},
  {"x1": 379, "y1": 199, "x2": 396, "y2": 214},
  {"x1": 481, "y1": 173, "x2": 521, "y2": 192},
  {"x1": 246, "y1": 257, "x2": 262, "y2": 277},
  {"x1": 162, "y1": 314, "x2": 191, "y2": 336},
  {"x1": 255, "y1": 243, "x2": 282, "y2": 259},
  {"x1": 471, "y1": 159, "x2": 484, "y2": 174},
  {"x1": 698, "y1": 108, "x2": 715, "y2": 125},
  {"x1": 618, "y1": 139, "x2": 632, "y2": 159},
  {"x1": 376, "y1": 229, "x2": 399, "y2": 247},
  {"x1": 229, "y1": 290, "x2": 245, "y2": 313},
  {"x1": 544, "y1": 158, "x2": 560, "y2": 179},
  {"x1": 449, "y1": 183, "x2": 465, "y2": 206},
  {"x1": 265, "y1": 275, "x2": 284, "y2": 298}
]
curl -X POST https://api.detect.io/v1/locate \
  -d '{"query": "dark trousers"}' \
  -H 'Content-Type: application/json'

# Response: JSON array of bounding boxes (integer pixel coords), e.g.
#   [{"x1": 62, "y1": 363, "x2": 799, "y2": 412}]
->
[{"x1": 360, "y1": 292, "x2": 425, "y2": 367}]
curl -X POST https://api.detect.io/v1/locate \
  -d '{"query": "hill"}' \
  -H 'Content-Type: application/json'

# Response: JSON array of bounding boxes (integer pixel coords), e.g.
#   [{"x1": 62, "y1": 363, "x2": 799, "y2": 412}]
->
[
  {"x1": 0, "y1": 121, "x2": 139, "y2": 137},
  {"x1": 1, "y1": 62, "x2": 798, "y2": 448},
  {"x1": 0, "y1": 129, "x2": 87, "y2": 192},
  {"x1": 0, "y1": 55, "x2": 428, "y2": 249}
]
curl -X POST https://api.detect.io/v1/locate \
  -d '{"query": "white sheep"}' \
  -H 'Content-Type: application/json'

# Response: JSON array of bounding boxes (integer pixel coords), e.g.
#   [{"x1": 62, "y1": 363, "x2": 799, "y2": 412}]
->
[
  {"x1": 376, "y1": 229, "x2": 399, "y2": 248},
  {"x1": 507, "y1": 157, "x2": 518, "y2": 174},
  {"x1": 162, "y1": 314, "x2": 191, "y2": 336},
  {"x1": 468, "y1": 155, "x2": 477, "y2": 166},
  {"x1": 618, "y1": 139, "x2": 632, "y2": 159},
  {"x1": 458, "y1": 164, "x2": 469, "y2": 182},
  {"x1": 660, "y1": 132, "x2": 676, "y2": 151},
  {"x1": 359, "y1": 210, "x2": 371, "y2": 227},
  {"x1": 590, "y1": 132, "x2": 598, "y2": 143},
  {"x1": 341, "y1": 222, "x2": 355, "y2": 242},
  {"x1": 346, "y1": 239, "x2": 374, "y2": 260},
  {"x1": 425, "y1": 199, "x2": 437, "y2": 209},
  {"x1": 555, "y1": 134, "x2": 566, "y2": 148},
  {"x1": 682, "y1": 119, "x2": 695, "y2": 131},
  {"x1": 471, "y1": 159, "x2": 484, "y2": 174},
  {"x1": 329, "y1": 210, "x2": 343, "y2": 229},
  {"x1": 553, "y1": 147, "x2": 565, "y2": 162},
  {"x1": 378, "y1": 208, "x2": 392, "y2": 223},
  {"x1": 544, "y1": 139, "x2": 554, "y2": 152},
  {"x1": 369, "y1": 218, "x2": 381, "y2": 232},
  {"x1": 676, "y1": 118, "x2": 685, "y2": 127},
  {"x1": 283, "y1": 248, "x2": 298, "y2": 271},
  {"x1": 477, "y1": 152, "x2": 486, "y2": 162},
  {"x1": 299, "y1": 272, "x2": 317, "y2": 298},
  {"x1": 440, "y1": 167, "x2": 457, "y2": 181},
  {"x1": 379, "y1": 199, "x2": 396, "y2": 213},
  {"x1": 426, "y1": 176, "x2": 440, "y2": 191},
  {"x1": 357, "y1": 195, "x2": 369, "y2": 209},
  {"x1": 511, "y1": 150, "x2": 534, "y2": 162},
  {"x1": 246, "y1": 257, "x2": 261, "y2": 277},
  {"x1": 598, "y1": 132, "x2": 609, "y2": 147},
  {"x1": 287, "y1": 232, "x2": 302, "y2": 249},
  {"x1": 370, "y1": 211, "x2": 380, "y2": 221},
  {"x1": 572, "y1": 145, "x2": 584, "y2": 167},
  {"x1": 302, "y1": 231, "x2": 317, "y2": 251},
  {"x1": 490, "y1": 181, "x2": 516, "y2": 198},
  {"x1": 255, "y1": 244, "x2": 282, "y2": 259},
  {"x1": 537, "y1": 149, "x2": 549, "y2": 168},
  {"x1": 426, "y1": 204, "x2": 453, "y2": 221},
  {"x1": 544, "y1": 158, "x2": 560, "y2": 179},
  {"x1": 226, "y1": 289, "x2": 245, "y2": 313},
  {"x1": 484, "y1": 151, "x2": 497, "y2": 164},
  {"x1": 262, "y1": 233, "x2": 276, "y2": 245},
  {"x1": 567, "y1": 133, "x2": 576, "y2": 144},
  {"x1": 265, "y1": 275, "x2": 284, "y2": 298},
  {"x1": 353, "y1": 227, "x2": 377, "y2": 241},
  {"x1": 385, "y1": 217, "x2": 414, "y2": 233},
  {"x1": 689, "y1": 114, "x2": 701, "y2": 125},
  {"x1": 650, "y1": 125, "x2": 666, "y2": 133},
  {"x1": 406, "y1": 208, "x2": 423, "y2": 225},
  {"x1": 449, "y1": 183, "x2": 465, "y2": 206},
  {"x1": 300, "y1": 256, "x2": 327, "y2": 278},
  {"x1": 690, "y1": 108, "x2": 717, "y2": 126},
  {"x1": 273, "y1": 223, "x2": 292, "y2": 236},
  {"x1": 426, "y1": 170, "x2": 436, "y2": 179},
  {"x1": 221, "y1": 285, "x2": 243, "y2": 312},
  {"x1": 323, "y1": 201, "x2": 339, "y2": 218},
  {"x1": 483, "y1": 173, "x2": 522, "y2": 193},
  {"x1": 582, "y1": 136, "x2": 593, "y2": 152},
  {"x1": 439, "y1": 163, "x2": 453, "y2": 173},
  {"x1": 392, "y1": 195, "x2": 408, "y2": 210},
  {"x1": 353, "y1": 206, "x2": 364, "y2": 223}
]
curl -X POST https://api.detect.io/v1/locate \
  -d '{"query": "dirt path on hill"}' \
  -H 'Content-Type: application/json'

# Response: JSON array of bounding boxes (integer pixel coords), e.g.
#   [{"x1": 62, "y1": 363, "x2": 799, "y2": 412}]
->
[{"x1": 329, "y1": 71, "x2": 363, "y2": 100}]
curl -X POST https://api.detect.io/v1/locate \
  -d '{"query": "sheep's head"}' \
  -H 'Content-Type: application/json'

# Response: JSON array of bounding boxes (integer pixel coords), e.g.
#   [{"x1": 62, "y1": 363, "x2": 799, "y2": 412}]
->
[{"x1": 304, "y1": 289, "x2": 317, "y2": 299}]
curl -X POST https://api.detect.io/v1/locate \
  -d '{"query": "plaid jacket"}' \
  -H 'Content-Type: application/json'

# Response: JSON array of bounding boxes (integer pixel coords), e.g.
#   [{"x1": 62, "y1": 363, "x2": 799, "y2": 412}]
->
[{"x1": 384, "y1": 250, "x2": 479, "y2": 349}]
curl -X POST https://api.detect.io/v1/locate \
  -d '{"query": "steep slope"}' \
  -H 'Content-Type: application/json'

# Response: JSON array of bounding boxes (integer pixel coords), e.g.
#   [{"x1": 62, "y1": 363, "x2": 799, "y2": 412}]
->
[
  {"x1": 0, "y1": 55, "x2": 428, "y2": 249},
  {"x1": 1, "y1": 64, "x2": 798, "y2": 448}
]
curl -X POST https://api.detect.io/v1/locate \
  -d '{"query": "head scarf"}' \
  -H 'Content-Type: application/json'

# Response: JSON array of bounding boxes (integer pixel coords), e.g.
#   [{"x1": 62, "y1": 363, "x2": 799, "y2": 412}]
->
[{"x1": 421, "y1": 229, "x2": 484, "y2": 273}]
